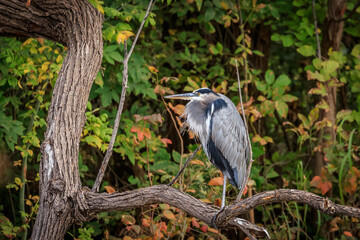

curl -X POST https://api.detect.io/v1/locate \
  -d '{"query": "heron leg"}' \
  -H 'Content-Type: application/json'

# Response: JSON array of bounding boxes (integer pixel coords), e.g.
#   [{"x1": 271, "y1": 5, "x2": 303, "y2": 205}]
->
[
  {"x1": 211, "y1": 176, "x2": 227, "y2": 229},
  {"x1": 168, "y1": 145, "x2": 202, "y2": 186},
  {"x1": 221, "y1": 175, "x2": 227, "y2": 208}
]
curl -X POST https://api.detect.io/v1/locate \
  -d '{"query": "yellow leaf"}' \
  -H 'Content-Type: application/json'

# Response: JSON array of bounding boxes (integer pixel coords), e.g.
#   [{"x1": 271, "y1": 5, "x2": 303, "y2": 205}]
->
[
  {"x1": 116, "y1": 31, "x2": 135, "y2": 44},
  {"x1": 18, "y1": 79, "x2": 23, "y2": 89},
  {"x1": 26, "y1": 199, "x2": 32, "y2": 206},
  {"x1": 15, "y1": 177, "x2": 22, "y2": 186},
  {"x1": 56, "y1": 55, "x2": 62, "y2": 63},
  {"x1": 27, "y1": 149, "x2": 33, "y2": 157},
  {"x1": 163, "y1": 209, "x2": 176, "y2": 220},
  {"x1": 41, "y1": 62, "x2": 50, "y2": 71},
  {"x1": 22, "y1": 38, "x2": 35, "y2": 47},
  {"x1": 145, "y1": 64, "x2": 159, "y2": 73},
  {"x1": 38, "y1": 46, "x2": 48, "y2": 54}
]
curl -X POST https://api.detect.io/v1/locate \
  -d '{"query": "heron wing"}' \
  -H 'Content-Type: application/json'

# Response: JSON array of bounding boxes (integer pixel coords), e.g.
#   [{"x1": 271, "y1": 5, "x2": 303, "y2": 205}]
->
[{"x1": 209, "y1": 96, "x2": 249, "y2": 189}]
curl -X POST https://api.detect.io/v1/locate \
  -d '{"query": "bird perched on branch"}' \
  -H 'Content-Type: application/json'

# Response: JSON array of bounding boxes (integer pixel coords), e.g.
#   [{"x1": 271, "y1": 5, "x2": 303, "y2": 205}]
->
[{"x1": 165, "y1": 88, "x2": 250, "y2": 210}]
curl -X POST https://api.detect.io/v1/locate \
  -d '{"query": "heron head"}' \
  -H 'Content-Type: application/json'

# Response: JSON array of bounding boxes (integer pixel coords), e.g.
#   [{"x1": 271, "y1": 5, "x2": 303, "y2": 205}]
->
[{"x1": 164, "y1": 88, "x2": 220, "y2": 103}]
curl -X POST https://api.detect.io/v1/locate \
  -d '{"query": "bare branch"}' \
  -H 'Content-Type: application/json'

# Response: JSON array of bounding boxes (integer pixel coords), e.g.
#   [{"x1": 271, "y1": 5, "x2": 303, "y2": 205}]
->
[
  {"x1": 167, "y1": 145, "x2": 202, "y2": 186},
  {"x1": 312, "y1": 0, "x2": 322, "y2": 59},
  {"x1": 332, "y1": 0, "x2": 360, "y2": 22},
  {"x1": 84, "y1": 186, "x2": 360, "y2": 238},
  {"x1": 236, "y1": 0, "x2": 248, "y2": 101},
  {"x1": 235, "y1": 60, "x2": 253, "y2": 199},
  {"x1": 92, "y1": 0, "x2": 156, "y2": 192}
]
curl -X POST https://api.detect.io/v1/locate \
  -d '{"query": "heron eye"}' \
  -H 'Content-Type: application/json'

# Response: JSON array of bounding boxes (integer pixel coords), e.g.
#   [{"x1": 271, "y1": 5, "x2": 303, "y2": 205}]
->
[{"x1": 196, "y1": 92, "x2": 200, "y2": 96}]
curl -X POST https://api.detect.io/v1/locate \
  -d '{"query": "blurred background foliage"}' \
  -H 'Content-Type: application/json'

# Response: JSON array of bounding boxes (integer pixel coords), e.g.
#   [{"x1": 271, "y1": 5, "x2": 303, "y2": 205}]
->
[{"x1": 0, "y1": 0, "x2": 360, "y2": 239}]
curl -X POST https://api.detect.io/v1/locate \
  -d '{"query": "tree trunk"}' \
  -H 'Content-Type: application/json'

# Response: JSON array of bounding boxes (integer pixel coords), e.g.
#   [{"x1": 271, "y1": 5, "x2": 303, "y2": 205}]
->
[
  {"x1": 0, "y1": 0, "x2": 103, "y2": 239},
  {"x1": 313, "y1": 0, "x2": 346, "y2": 176}
]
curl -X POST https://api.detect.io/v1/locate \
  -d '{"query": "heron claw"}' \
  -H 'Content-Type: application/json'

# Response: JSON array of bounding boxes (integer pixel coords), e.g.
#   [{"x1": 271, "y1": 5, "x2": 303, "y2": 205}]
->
[{"x1": 211, "y1": 206, "x2": 225, "y2": 230}]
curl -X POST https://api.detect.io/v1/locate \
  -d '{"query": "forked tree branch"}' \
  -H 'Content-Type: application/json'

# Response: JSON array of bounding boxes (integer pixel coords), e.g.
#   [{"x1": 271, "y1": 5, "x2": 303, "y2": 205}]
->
[
  {"x1": 92, "y1": 0, "x2": 156, "y2": 192},
  {"x1": 83, "y1": 185, "x2": 360, "y2": 238}
]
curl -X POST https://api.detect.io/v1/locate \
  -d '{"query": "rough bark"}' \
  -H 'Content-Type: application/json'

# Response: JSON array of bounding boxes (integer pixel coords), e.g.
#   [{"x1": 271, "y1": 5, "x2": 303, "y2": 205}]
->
[
  {"x1": 1, "y1": 1, "x2": 360, "y2": 239},
  {"x1": 83, "y1": 186, "x2": 360, "y2": 238},
  {"x1": 1, "y1": 0, "x2": 103, "y2": 239},
  {"x1": 313, "y1": 0, "x2": 346, "y2": 176}
]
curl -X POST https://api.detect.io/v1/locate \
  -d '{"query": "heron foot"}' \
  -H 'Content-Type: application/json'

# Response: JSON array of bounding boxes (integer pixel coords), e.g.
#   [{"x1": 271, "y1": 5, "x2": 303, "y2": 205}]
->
[{"x1": 211, "y1": 206, "x2": 225, "y2": 230}]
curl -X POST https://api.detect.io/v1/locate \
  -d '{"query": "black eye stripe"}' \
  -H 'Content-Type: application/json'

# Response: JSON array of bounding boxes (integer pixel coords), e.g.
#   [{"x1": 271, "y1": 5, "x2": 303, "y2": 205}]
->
[{"x1": 194, "y1": 88, "x2": 219, "y2": 96}]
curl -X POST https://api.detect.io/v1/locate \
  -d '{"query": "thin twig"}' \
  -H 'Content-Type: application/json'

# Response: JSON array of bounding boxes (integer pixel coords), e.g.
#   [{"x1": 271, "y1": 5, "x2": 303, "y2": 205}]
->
[
  {"x1": 236, "y1": 0, "x2": 248, "y2": 101},
  {"x1": 312, "y1": 0, "x2": 322, "y2": 59},
  {"x1": 235, "y1": 60, "x2": 253, "y2": 200},
  {"x1": 161, "y1": 95, "x2": 185, "y2": 190},
  {"x1": 92, "y1": 0, "x2": 156, "y2": 192},
  {"x1": 333, "y1": 0, "x2": 360, "y2": 22},
  {"x1": 167, "y1": 145, "x2": 202, "y2": 186}
]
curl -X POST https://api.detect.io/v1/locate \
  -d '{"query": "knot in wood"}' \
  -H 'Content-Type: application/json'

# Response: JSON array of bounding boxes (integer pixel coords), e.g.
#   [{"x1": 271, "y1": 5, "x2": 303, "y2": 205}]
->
[
  {"x1": 50, "y1": 179, "x2": 65, "y2": 193},
  {"x1": 73, "y1": 189, "x2": 93, "y2": 223}
]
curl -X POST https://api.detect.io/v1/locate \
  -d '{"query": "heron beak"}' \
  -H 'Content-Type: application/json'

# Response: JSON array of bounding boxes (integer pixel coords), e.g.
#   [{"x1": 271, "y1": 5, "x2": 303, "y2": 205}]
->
[{"x1": 164, "y1": 92, "x2": 197, "y2": 100}]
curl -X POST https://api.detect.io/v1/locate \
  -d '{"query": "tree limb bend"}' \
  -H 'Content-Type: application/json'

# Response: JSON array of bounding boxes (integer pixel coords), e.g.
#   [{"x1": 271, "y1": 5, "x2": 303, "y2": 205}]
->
[{"x1": 83, "y1": 185, "x2": 360, "y2": 238}]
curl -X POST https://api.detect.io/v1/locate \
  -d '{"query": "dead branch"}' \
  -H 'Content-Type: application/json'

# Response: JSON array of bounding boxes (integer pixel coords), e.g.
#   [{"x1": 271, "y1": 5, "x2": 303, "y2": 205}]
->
[
  {"x1": 83, "y1": 185, "x2": 360, "y2": 238},
  {"x1": 92, "y1": 0, "x2": 156, "y2": 192}
]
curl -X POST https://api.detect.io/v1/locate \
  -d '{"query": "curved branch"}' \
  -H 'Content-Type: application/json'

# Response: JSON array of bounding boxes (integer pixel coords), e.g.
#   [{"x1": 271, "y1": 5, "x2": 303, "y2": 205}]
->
[{"x1": 84, "y1": 185, "x2": 360, "y2": 238}]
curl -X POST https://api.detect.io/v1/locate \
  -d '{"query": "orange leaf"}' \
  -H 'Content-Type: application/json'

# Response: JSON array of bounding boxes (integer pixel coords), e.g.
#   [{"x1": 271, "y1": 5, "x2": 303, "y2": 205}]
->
[
  {"x1": 104, "y1": 186, "x2": 116, "y2": 194},
  {"x1": 131, "y1": 125, "x2": 144, "y2": 141},
  {"x1": 142, "y1": 218, "x2": 150, "y2": 227},
  {"x1": 143, "y1": 128, "x2": 151, "y2": 140},
  {"x1": 159, "y1": 221, "x2": 167, "y2": 233},
  {"x1": 243, "y1": 185, "x2": 248, "y2": 196},
  {"x1": 168, "y1": 103, "x2": 185, "y2": 116},
  {"x1": 310, "y1": 176, "x2": 322, "y2": 188},
  {"x1": 163, "y1": 209, "x2": 176, "y2": 220},
  {"x1": 310, "y1": 175, "x2": 332, "y2": 195},
  {"x1": 208, "y1": 177, "x2": 224, "y2": 186},
  {"x1": 123, "y1": 236, "x2": 133, "y2": 240},
  {"x1": 252, "y1": 134, "x2": 267, "y2": 145},
  {"x1": 161, "y1": 138, "x2": 172, "y2": 147},
  {"x1": 352, "y1": 167, "x2": 360, "y2": 178},
  {"x1": 208, "y1": 227, "x2": 219, "y2": 234},
  {"x1": 344, "y1": 175, "x2": 357, "y2": 195},
  {"x1": 191, "y1": 217, "x2": 200, "y2": 228},
  {"x1": 200, "y1": 225, "x2": 208, "y2": 233},
  {"x1": 343, "y1": 231, "x2": 353, "y2": 237},
  {"x1": 145, "y1": 64, "x2": 159, "y2": 73},
  {"x1": 190, "y1": 159, "x2": 204, "y2": 166},
  {"x1": 214, "y1": 198, "x2": 222, "y2": 207}
]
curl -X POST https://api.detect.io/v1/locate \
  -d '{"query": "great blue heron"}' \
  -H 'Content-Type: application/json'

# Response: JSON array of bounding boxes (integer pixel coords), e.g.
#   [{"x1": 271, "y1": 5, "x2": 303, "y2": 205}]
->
[{"x1": 165, "y1": 88, "x2": 250, "y2": 211}]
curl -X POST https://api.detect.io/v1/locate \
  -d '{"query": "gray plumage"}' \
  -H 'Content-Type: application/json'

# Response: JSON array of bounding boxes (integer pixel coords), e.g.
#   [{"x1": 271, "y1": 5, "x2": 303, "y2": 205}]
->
[{"x1": 165, "y1": 88, "x2": 250, "y2": 208}]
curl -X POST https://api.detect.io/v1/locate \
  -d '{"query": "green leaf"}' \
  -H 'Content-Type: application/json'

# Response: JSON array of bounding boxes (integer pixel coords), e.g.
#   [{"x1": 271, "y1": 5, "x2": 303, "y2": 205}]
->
[
  {"x1": 275, "y1": 100, "x2": 288, "y2": 118},
  {"x1": 280, "y1": 35, "x2": 294, "y2": 47},
  {"x1": 351, "y1": 44, "x2": 360, "y2": 57},
  {"x1": 255, "y1": 80, "x2": 267, "y2": 92},
  {"x1": 309, "y1": 108, "x2": 319, "y2": 125},
  {"x1": 260, "y1": 100, "x2": 274, "y2": 116},
  {"x1": 267, "y1": 168, "x2": 279, "y2": 178},
  {"x1": 322, "y1": 60, "x2": 339, "y2": 75},
  {"x1": 265, "y1": 69, "x2": 275, "y2": 85},
  {"x1": 312, "y1": 58, "x2": 322, "y2": 70},
  {"x1": 297, "y1": 45, "x2": 315, "y2": 57},
  {"x1": 281, "y1": 94, "x2": 298, "y2": 102},
  {"x1": 252, "y1": 50, "x2": 264, "y2": 56},
  {"x1": 274, "y1": 74, "x2": 291, "y2": 88},
  {"x1": 298, "y1": 113, "x2": 310, "y2": 129},
  {"x1": 195, "y1": 0, "x2": 203, "y2": 11}
]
